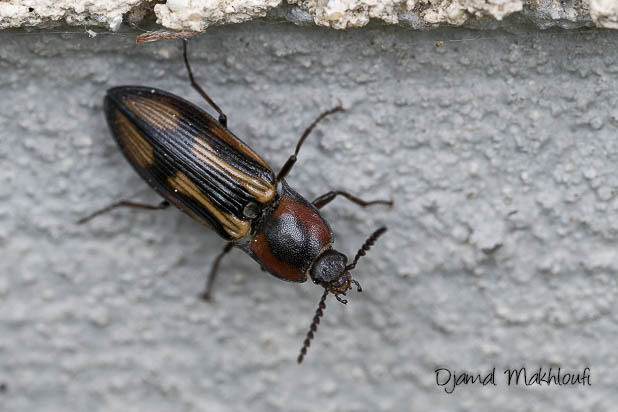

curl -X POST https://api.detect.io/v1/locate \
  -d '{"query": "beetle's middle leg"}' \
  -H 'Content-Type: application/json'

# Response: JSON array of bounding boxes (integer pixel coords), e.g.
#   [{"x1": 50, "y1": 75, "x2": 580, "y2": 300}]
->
[
  {"x1": 276, "y1": 102, "x2": 344, "y2": 181},
  {"x1": 182, "y1": 40, "x2": 228, "y2": 128},
  {"x1": 312, "y1": 191, "x2": 392, "y2": 210},
  {"x1": 76, "y1": 200, "x2": 170, "y2": 224},
  {"x1": 201, "y1": 242, "x2": 234, "y2": 302}
]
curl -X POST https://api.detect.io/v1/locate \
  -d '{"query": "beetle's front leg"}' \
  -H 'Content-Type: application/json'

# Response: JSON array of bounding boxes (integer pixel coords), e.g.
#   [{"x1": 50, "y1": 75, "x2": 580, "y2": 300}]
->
[
  {"x1": 312, "y1": 191, "x2": 392, "y2": 210},
  {"x1": 201, "y1": 242, "x2": 234, "y2": 302}
]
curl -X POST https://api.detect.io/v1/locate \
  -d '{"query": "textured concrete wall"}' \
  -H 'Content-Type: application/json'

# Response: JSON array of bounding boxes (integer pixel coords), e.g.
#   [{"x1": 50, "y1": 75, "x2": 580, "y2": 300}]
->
[{"x1": 1, "y1": 24, "x2": 617, "y2": 411}]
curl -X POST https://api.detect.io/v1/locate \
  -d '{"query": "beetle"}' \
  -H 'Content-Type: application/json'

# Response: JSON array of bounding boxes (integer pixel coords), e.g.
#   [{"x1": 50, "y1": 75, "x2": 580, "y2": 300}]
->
[{"x1": 78, "y1": 41, "x2": 392, "y2": 362}]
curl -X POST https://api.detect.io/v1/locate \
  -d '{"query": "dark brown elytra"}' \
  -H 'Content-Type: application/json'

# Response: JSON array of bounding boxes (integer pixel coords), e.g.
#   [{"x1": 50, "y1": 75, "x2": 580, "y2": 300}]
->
[{"x1": 77, "y1": 40, "x2": 392, "y2": 363}]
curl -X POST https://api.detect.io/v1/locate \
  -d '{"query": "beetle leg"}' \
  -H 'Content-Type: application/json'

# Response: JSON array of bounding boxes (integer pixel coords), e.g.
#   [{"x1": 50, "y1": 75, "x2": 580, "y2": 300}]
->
[
  {"x1": 182, "y1": 39, "x2": 228, "y2": 128},
  {"x1": 76, "y1": 200, "x2": 170, "y2": 224},
  {"x1": 201, "y1": 242, "x2": 234, "y2": 302},
  {"x1": 312, "y1": 190, "x2": 393, "y2": 210},
  {"x1": 276, "y1": 102, "x2": 344, "y2": 181}
]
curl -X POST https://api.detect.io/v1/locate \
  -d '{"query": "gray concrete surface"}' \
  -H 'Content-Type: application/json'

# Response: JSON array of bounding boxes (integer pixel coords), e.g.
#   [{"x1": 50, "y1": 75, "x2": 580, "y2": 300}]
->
[{"x1": 1, "y1": 23, "x2": 617, "y2": 411}]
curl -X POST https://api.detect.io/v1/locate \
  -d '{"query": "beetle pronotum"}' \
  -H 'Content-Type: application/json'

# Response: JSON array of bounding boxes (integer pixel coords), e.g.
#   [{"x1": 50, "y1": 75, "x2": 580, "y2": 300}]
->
[{"x1": 79, "y1": 41, "x2": 392, "y2": 363}]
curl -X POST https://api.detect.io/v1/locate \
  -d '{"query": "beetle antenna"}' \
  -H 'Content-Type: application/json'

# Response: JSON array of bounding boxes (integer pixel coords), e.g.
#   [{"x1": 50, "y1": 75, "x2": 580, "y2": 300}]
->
[
  {"x1": 346, "y1": 227, "x2": 388, "y2": 272},
  {"x1": 297, "y1": 288, "x2": 329, "y2": 364}
]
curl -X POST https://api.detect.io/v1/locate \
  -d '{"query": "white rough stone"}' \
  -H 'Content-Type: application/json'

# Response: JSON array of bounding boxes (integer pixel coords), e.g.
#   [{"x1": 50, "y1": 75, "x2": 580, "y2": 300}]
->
[
  {"x1": 286, "y1": 0, "x2": 408, "y2": 28},
  {"x1": 422, "y1": 0, "x2": 522, "y2": 26},
  {"x1": 0, "y1": 0, "x2": 613, "y2": 31},
  {"x1": 0, "y1": 0, "x2": 144, "y2": 30},
  {"x1": 590, "y1": 0, "x2": 618, "y2": 29},
  {"x1": 155, "y1": 0, "x2": 283, "y2": 31},
  {"x1": 456, "y1": 0, "x2": 523, "y2": 21},
  {"x1": 283, "y1": 0, "x2": 521, "y2": 28}
]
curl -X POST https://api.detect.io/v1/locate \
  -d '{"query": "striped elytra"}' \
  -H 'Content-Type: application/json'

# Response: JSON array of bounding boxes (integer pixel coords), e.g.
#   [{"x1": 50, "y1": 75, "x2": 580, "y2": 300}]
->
[{"x1": 104, "y1": 86, "x2": 276, "y2": 240}]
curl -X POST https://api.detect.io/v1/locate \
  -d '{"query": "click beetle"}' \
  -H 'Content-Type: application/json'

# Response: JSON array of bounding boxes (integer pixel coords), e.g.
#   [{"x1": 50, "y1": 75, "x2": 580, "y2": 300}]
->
[{"x1": 79, "y1": 41, "x2": 392, "y2": 363}]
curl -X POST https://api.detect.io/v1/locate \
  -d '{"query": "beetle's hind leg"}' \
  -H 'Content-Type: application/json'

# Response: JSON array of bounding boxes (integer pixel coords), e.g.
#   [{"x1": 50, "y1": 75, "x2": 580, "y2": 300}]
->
[
  {"x1": 312, "y1": 191, "x2": 393, "y2": 210},
  {"x1": 276, "y1": 102, "x2": 344, "y2": 181},
  {"x1": 201, "y1": 242, "x2": 234, "y2": 302},
  {"x1": 182, "y1": 40, "x2": 228, "y2": 128},
  {"x1": 76, "y1": 200, "x2": 170, "y2": 224}
]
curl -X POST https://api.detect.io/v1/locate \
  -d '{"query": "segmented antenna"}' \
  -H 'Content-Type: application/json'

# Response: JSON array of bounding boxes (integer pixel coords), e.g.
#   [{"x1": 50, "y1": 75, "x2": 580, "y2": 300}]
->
[
  {"x1": 297, "y1": 227, "x2": 388, "y2": 364},
  {"x1": 297, "y1": 288, "x2": 329, "y2": 364},
  {"x1": 346, "y1": 227, "x2": 388, "y2": 271}
]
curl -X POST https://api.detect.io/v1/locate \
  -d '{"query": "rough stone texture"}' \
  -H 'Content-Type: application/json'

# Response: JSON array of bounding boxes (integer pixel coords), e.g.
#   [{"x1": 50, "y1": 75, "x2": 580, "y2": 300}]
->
[
  {"x1": 590, "y1": 0, "x2": 618, "y2": 29},
  {"x1": 0, "y1": 0, "x2": 145, "y2": 31},
  {"x1": 1, "y1": 0, "x2": 618, "y2": 31},
  {"x1": 155, "y1": 0, "x2": 283, "y2": 31},
  {"x1": 1, "y1": 23, "x2": 618, "y2": 411}
]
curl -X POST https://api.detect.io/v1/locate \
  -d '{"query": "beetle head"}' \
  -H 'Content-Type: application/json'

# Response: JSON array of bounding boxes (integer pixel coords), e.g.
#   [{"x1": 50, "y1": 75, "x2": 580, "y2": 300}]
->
[{"x1": 309, "y1": 250, "x2": 361, "y2": 303}]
